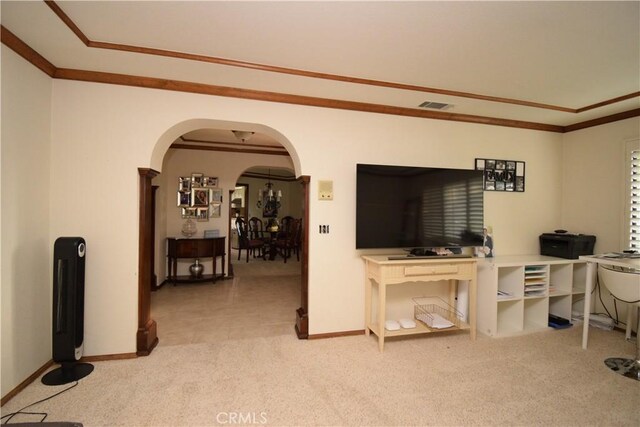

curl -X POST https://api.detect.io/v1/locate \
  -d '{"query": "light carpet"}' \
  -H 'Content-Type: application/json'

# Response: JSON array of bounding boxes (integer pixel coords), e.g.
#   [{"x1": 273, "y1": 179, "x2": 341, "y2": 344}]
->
[{"x1": 2, "y1": 326, "x2": 639, "y2": 426}]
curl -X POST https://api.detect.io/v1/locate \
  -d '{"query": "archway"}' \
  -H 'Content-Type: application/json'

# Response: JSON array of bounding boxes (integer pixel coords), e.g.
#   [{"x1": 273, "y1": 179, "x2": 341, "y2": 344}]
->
[{"x1": 138, "y1": 119, "x2": 309, "y2": 355}]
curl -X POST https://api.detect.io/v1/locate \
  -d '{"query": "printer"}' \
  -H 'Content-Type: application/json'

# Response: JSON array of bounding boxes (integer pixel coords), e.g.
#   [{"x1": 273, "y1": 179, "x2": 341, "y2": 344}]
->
[{"x1": 539, "y1": 232, "x2": 596, "y2": 259}]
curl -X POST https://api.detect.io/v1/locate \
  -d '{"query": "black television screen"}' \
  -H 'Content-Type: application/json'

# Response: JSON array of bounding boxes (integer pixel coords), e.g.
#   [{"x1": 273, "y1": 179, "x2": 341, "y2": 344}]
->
[{"x1": 356, "y1": 164, "x2": 484, "y2": 249}]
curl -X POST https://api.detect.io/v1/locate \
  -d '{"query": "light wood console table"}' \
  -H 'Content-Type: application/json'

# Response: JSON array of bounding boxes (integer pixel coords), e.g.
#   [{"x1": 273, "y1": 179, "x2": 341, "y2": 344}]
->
[{"x1": 363, "y1": 255, "x2": 477, "y2": 351}]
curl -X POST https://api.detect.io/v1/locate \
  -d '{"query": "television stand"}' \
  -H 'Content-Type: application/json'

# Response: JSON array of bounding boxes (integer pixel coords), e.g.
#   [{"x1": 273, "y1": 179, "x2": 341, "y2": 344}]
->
[
  {"x1": 387, "y1": 254, "x2": 472, "y2": 260},
  {"x1": 362, "y1": 255, "x2": 477, "y2": 351}
]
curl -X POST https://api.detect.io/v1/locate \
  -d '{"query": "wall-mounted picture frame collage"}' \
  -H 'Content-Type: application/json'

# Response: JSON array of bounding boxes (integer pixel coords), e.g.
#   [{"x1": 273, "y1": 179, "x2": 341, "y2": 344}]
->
[
  {"x1": 177, "y1": 173, "x2": 222, "y2": 221},
  {"x1": 475, "y1": 158, "x2": 525, "y2": 192}
]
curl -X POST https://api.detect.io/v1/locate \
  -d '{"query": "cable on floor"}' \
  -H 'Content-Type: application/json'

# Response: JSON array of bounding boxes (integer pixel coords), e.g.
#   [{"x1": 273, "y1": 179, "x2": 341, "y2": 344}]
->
[{"x1": 1, "y1": 381, "x2": 78, "y2": 424}]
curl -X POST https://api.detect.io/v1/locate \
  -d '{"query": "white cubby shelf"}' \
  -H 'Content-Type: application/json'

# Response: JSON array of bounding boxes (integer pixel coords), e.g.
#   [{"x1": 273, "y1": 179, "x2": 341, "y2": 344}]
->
[{"x1": 477, "y1": 255, "x2": 587, "y2": 337}]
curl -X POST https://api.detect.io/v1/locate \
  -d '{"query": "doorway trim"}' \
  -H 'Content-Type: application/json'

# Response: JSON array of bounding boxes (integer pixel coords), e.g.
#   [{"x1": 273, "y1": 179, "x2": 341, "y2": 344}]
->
[
  {"x1": 137, "y1": 171, "x2": 311, "y2": 354},
  {"x1": 296, "y1": 176, "x2": 310, "y2": 339},
  {"x1": 137, "y1": 168, "x2": 160, "y2": 355}
]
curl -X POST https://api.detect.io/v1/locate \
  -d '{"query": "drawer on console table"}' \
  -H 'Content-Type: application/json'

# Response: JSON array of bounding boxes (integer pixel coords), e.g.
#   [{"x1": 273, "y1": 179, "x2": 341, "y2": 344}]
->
[
  {"x1": 404, "y1": 264, "x2": 460, "y2": 276},
  {"x1": 380, "y1": 262, "x2": 473, "y2": 282}
]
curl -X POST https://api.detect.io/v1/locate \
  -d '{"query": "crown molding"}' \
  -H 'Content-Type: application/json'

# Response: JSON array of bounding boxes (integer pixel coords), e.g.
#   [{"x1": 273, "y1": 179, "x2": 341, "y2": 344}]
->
[
  {"x1": 2, "y1": 25, "x2": 638, "y2": 134},
  {"x1": 43, "y1": 0, "x2": 637, "y2": 115}
]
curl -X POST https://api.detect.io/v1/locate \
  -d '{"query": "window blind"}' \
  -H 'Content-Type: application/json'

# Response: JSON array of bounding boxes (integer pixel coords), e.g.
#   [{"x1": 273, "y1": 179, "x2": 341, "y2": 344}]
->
[{"x1": 629, "y1": 147, "x2": 640, "y2": 250}]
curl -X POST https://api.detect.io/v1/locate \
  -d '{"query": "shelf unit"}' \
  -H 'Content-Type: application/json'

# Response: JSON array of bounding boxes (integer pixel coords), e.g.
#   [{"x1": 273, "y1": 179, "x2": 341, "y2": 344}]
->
[{"x1": 477, "y1": 255, "x2": 587, "y2": 337}]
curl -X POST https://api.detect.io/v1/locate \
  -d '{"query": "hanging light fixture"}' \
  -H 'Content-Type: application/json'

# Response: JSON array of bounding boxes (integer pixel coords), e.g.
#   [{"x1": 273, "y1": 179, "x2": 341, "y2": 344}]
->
[
  {"x1": 256, "y1": 169, "x2": 282, "y2": 211},
  {"x1": 232, "y1": 130, "x2": 254, "y2": 143}
]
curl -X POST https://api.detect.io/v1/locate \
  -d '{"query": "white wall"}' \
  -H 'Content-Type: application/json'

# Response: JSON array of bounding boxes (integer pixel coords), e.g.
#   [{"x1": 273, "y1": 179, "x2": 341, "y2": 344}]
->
[
  {"x1": 45, "y1": 78, "x2": 564, "y2": 345},
  {"x1": 2, "y1": 50, "x2": 578, "y2": 397},
  {"x1": 1, "y1": 47, "x2": 53, "y2": 396},
  {"x1": 561, "y1": 117, "x2": 640, "y2": 252},
  {"x1": 561, "y1": 117, "x2": 640, "y2": 331}
]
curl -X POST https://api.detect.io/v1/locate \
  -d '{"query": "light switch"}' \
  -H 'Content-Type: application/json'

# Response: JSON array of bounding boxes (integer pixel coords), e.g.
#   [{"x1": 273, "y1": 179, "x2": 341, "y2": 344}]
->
[{"x1": 318, "y1": 180, "x2": 333, "y2": 200}]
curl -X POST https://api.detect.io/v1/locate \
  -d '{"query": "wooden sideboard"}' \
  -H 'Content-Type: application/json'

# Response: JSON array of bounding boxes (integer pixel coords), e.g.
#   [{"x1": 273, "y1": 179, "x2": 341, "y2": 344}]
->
[{"x1": 167, "y1": 237, "x2": 226, "y2": 284}]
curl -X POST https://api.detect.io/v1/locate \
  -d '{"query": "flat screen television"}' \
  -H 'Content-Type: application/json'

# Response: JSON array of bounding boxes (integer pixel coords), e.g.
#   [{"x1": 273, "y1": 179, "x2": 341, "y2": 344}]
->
[{"x1": 356, "y1": 164, "x2": 484, "y2": 250}]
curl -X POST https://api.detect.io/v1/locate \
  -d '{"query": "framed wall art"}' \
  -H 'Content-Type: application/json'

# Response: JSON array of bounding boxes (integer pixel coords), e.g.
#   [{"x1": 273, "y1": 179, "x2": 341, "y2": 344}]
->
[
  {"x1": 196, "y1": 207, "x2": 209, "y2": 221},
  {"x1": 209, "y1": 188, "x2": 223, "y2": 203},
  {"x1": 181, "y1": 207, "x2": 197, "y2": 219},
  {"x1": 191, "y1": 188, "x2": 210, "y2": 207},
  {"x1": 177, "y1": 191, "x2": 190, "y2": 207},
  {"x1": 475, "y1": 158, "x2": 525, "y2": 192},
  {"x1": 191, "y1": 173, "x2": 204, "y2": 187},
  {"x1": 178, "y1": 176, "x2": 191, "y2": 192},
  {"x1": 204, "y1": 176, "x2": 218, "y2": 187},
  {"x1": 178, "y1": 172, "x2": 223, "y2": 223},
  {"x1": 210, "y1": 203, "x2": 221, "y2": 218}
]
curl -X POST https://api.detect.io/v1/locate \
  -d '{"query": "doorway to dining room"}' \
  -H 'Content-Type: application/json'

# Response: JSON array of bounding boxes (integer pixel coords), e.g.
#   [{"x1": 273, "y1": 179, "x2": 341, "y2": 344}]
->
[{"x1": 143, "y1": 123, "x2": 309, "y2": 353}]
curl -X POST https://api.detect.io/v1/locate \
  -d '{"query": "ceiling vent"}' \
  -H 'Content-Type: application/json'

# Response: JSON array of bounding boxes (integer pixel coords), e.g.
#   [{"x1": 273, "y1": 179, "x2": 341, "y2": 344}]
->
[{"x1": 418, "y1": 101, "x2": 453, "y2": 110}]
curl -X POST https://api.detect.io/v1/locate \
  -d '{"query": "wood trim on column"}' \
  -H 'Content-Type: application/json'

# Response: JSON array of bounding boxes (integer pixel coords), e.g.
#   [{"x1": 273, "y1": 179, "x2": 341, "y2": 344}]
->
[
  {"x1": 150, "y1": 185, "x2": 160, "y2": 291},
  {"x1": 137, "y1": 168, "x2": 159, "y2": 356},
  {"x1": 296, "y1": 175, "x2": 310, "y2": 339},
  {"x1": 227, "y1": 189, "x2": 235, "y2": 279}
]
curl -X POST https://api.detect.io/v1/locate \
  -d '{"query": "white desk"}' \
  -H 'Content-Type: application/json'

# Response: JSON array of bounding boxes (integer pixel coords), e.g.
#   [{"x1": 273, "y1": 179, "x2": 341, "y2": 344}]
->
[{"x1": 579, "y1": 254, "x2": 640, "y2": 349}]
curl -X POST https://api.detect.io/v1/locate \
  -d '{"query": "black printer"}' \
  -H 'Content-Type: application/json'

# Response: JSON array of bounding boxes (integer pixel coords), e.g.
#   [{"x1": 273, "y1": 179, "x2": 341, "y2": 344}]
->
[{"x1": 539, "y1": 233, "x2": 596, "y2": 259}]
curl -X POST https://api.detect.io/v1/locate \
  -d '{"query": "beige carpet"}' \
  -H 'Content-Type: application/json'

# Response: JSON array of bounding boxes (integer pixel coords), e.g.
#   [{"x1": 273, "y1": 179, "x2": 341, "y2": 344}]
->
[{"x1": 3, "y1": 254, "x2": 639, "y2": 426}]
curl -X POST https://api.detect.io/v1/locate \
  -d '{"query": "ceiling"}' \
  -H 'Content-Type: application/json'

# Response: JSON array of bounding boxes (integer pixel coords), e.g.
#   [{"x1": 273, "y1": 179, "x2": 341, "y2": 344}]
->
[{"x1": 1, "y1": 1, "x2": 639, "y2": 147}]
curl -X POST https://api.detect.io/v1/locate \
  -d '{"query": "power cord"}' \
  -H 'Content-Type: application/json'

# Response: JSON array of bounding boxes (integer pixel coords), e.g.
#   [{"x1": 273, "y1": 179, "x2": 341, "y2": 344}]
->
[{"x1": 1, "y1": 381, "x2": 78, "y2": 424}]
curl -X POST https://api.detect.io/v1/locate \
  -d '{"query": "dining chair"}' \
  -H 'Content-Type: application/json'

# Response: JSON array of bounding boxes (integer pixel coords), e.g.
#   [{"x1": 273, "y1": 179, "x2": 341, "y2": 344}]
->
[{"x1": 235, "y1": 217, "x2": 265, "y2": 262}]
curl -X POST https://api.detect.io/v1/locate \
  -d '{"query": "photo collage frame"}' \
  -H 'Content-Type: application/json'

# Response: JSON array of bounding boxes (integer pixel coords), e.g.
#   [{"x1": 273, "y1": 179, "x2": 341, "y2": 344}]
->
[
  {"x1": 177, "y1": 173, "x2": 222, "y2": 221},
  {"x1": 475, "y1": 158, "x2": 525, "y2": 192}
]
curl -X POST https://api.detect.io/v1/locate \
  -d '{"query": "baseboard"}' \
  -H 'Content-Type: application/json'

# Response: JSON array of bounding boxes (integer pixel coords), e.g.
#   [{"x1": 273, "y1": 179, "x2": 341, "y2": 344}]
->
[
  {"x1": 1, "y1": 359, "x2": 54, "y2": 406},
  {"x1": 308, "y1": 329, "x2": 365, "y2": 340},
  {"x1": 1, "y1": 351, "x2": 138, "y2": 406},
  {"x1": 80, "y1": 352, "x2": 138, "y2": 363},
  {"x1": 152, "y1": 279, "x2": 168, "y2": 291}
]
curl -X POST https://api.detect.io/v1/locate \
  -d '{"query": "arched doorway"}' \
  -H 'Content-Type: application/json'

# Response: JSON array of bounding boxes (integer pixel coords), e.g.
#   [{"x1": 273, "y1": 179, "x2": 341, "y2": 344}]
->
[{"x1": 137, "y1": 120, "x2": 309, "y2": 355}]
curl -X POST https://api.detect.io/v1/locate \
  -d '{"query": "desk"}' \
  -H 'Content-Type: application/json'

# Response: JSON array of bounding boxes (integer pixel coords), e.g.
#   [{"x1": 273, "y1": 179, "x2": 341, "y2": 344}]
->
[
  {"x1": 363, "y1": 255, "x2": 477, "y2": 351},
  {"x1": 579, "y1": 254, "x2": 640, "y2": 349},
  {"x1": 167, "y1": 237, "x2": 225, "y2": 284}
]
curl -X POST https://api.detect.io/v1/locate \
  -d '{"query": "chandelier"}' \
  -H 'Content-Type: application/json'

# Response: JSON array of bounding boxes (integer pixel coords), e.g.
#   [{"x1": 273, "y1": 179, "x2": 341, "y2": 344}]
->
[{"x1": 256, "y1": 170, "x2": 282, "y2": 211}]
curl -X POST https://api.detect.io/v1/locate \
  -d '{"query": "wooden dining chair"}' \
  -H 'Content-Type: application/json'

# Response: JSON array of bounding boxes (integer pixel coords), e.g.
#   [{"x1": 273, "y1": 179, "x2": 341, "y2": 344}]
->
[
  {"x1": 235, "y1": 217, "x2": 264, "y2": 262},
  {"x1": 276, "y1": 218, "x2": 302, "y2": 263},
  {"x1": 248, "y1": 217, "x2": 270, "y2": 244}
]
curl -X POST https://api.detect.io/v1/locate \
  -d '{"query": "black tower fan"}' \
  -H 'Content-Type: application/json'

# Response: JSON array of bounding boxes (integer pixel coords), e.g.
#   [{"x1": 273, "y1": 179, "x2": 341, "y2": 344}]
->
[{"x1": 42, "y1": 237, "x2": 93, "y2": 385}]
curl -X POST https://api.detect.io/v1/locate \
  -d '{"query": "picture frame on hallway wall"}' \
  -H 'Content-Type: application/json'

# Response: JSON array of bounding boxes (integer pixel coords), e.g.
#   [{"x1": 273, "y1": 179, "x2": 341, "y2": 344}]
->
[
  {"x1": 209, "y1": 203, "x2": 221, "y2": 218},
  {"x1": 475, "y1": 158, "x2": 525, "y2": 192},
  {"x1": 177, "y1": 191, "x2": 190, "y2": 207},
  {"x1": 181, "y1": 207, "x2": 196, "y2": 219},
  {"x1": 209, "y1": 188, "x2": 223, "y2": 203},
  {"x1": 203, "y1": 176, "x2": 218, "y2": 187},
  {"x1": 196, "y1": 207, "x2": 209, "y2": 222},
  {"x1": 191, "y1": 173, "x2": 204, "y2": 187},
  {"x1": 179, "y1": 176, "x2": 191, "y2": 192},
  {"x1": 191, "y1": 188, "x2": 209, "y2": 207}
]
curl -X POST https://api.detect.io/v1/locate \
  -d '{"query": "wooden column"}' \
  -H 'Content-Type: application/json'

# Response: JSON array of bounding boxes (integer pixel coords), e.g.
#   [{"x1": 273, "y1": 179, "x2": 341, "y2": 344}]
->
[
  {"x1": 137, "y1": 168, "x2": 159, "y2": 356},
  {"x1": 150, "y1": 185, "x2": 160, "y2": 291},
  {"x1": 295, "y1": 175, "x2": 310, "y2": 339}
]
